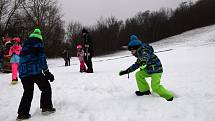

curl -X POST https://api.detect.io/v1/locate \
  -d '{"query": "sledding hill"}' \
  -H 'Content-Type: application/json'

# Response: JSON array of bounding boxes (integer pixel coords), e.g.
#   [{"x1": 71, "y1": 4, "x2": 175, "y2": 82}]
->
[{"x1": 1, "y1": 25, "x2": 215, "y2": 121}]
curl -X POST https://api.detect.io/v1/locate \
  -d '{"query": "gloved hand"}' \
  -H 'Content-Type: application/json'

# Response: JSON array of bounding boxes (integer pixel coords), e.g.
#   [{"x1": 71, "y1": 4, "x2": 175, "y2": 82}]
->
[
  {"x1": 119, "y1": 69, "x2": 130, "y2": 76},
  {"x1": 44, "y1": 70, "x2": 55, "y2": 82},
  {"x1": 84, "y1": 44, "x2": 90, "y2": 48}
]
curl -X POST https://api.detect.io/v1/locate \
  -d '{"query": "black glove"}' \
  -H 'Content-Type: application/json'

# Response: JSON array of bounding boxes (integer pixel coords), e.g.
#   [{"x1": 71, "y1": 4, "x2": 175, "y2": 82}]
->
[
  {"x1": 44, "y1": 70, "x2": 55, "y2": 82},
  {"x1": 119, "y1": 69, "x2": 130, "y2": 76}
]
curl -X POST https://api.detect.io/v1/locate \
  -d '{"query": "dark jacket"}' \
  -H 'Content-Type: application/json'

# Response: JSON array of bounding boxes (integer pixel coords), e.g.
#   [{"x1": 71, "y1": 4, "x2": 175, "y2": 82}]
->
[
  {"x1": 62, "y1": 50, "x2": 70, "y2": 60},
  {"x1": 82, "y1": 34, "x2": 94, "y2": 55}
]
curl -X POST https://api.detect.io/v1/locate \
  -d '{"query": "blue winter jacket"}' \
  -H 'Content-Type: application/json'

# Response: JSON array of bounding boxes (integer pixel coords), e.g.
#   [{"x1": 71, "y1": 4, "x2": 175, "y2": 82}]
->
[
  {"x1": 18, "y1": 37, "x2": 48, "y2": 78},
  {"x1": 128, "y1": 44, "x2": 163, "y2": 74}
]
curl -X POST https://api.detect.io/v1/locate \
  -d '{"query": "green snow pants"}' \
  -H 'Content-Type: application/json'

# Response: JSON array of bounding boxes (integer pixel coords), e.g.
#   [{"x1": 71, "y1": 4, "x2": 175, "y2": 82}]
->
[{"x1": 135, "y1": 69, "x2": 174, "y2": 100}]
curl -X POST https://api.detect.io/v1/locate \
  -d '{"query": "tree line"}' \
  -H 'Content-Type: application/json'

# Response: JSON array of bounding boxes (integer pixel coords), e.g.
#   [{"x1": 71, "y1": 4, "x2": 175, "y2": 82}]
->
[
  {"x1": 1, "y1": 0, "x2": 215, "y2": 57},
  {"x1": 66, "y1": 0, "x2": 215, "y2": 56},
  {"x1": 0, "y1": 0, "x2": 65, "y2": 57}
]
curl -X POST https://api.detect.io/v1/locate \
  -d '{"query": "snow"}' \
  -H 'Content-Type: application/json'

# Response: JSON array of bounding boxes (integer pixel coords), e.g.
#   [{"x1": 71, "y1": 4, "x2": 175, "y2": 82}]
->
[{"x1": 1, "y1": 25, "x2": 215, "y2": 121}]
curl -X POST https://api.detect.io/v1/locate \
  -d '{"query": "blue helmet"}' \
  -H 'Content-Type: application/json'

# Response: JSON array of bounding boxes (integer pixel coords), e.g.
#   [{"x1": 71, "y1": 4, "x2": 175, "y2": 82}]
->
[{"x1": 128, "y1": 35, "x2": 142, "y2": 51}]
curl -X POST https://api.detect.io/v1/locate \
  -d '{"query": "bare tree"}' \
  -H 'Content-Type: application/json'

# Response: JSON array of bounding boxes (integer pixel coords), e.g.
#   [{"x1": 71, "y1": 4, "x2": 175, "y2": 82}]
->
[
  {"x1": 0, "y1": 0, "x2": 24, "y2": 40},
  {"x1": 90, "y1": 16, "x2": 123, "y2": 55},
  {"x1": 20, "y1": 0, "x2": 62, "y2": 35},
  {"x1": 19, "y1": 0, "x2": 65, "y2": 57},
  {"x1": 66, "y1": 21, "x2": 82, "y2": 40}
]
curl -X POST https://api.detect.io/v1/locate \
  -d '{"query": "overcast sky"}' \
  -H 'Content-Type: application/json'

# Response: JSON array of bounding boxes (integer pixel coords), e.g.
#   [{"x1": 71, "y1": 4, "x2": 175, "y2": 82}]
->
[{"x1": 58, "y1": 0, "x2": 198, "y2": 26}]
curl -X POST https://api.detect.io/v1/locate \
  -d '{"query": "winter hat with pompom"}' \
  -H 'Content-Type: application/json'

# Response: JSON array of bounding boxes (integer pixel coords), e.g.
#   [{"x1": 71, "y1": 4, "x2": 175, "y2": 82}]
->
[
  {"x1": 29, "y1": 28, "x2": 43, "y2": 40},
  {"x1": 12, "y1": 37, "x2": 21, "y2": 43},
  {"x1": 128, "y1": 35, "x2": 142, "y2": 51}
]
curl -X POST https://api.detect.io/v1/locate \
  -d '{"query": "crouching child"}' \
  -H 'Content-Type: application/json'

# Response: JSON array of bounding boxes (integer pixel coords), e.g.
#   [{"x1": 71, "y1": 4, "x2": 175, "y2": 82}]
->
[{"x1": 119, "y1": 35, "x2": 174, "y2": 101}]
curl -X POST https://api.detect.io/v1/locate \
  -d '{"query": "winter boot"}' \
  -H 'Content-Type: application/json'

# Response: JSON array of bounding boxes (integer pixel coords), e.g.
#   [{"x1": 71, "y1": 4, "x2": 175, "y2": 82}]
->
[
  {"x1": 80, "y1": 69, "x2": 86, "y2": 73},
  {"x1": 135, "y1": 90, "x2": 151, "y2": 96},
  {"x1": 42, "y1": 107, "x2": 56, "y2": 115},
  {"x1": 16, "y1": 114, "x2": 31, "y2": 120},
  {"x1": 86, "y1": 69, "x2": 93, "y2": 73},
  {"x1": 166, "y1": 97, "x2": 174, "y2": 101},
  {"x1": 11, "y1": 78, "x2": 18, "y2": 85}
]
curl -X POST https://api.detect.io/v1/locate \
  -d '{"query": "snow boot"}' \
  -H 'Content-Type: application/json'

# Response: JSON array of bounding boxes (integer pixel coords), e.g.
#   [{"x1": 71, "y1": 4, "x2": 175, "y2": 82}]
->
[
  {"x1": 86, "y1": 69, "x2": 93, "y2": 73},
  {"x1": 11, "y1": 79, "x2": 18, "y2": 85},
  {"x1": 42, "y1": 107, "x2": 56, "y2": 115},
  {"x1": 135, "y1": 90, "x2": 151, "y2": 96},
  {"x1": 16, "y1": 114, "x2": 31, "y2": 120},
  {"x1": 166, "y1": 97, "x2": 174, "y2": 101},
  {"x1": 11, "y1": 81, "x2": 18, "y2": 85},
  {"x1": 80, "y1": 69, "x2": 86, "y2": 73}
]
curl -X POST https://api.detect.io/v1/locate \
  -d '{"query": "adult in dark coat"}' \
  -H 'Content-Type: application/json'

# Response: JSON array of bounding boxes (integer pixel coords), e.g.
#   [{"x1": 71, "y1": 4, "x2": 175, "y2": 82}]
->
[
  {"x1": 62, "y1": 49, "x2": 70, "y2": 66},
  {"x1": 81, "y1": 28, "x2": 94, "y2": 73}
]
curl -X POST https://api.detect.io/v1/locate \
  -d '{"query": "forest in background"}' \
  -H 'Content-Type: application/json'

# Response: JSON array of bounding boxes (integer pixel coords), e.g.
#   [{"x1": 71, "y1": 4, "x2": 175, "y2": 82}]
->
[{"x1": 1, "y1": 0, "x2": 215, "y2": 57}]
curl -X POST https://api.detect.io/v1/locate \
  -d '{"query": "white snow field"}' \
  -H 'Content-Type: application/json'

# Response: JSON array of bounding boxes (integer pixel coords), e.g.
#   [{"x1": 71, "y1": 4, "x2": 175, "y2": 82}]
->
[{"x1": 1, "y1": 24, "x2": 215, "y2": 121}]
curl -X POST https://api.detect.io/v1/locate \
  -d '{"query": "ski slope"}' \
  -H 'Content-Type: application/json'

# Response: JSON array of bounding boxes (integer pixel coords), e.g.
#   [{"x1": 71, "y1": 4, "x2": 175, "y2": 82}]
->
[{"x1": 1, "y1": 25, "x2": 215, "y2": 121}]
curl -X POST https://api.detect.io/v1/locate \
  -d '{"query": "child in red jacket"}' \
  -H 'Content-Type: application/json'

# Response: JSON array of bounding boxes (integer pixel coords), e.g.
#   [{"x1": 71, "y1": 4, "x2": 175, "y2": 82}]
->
[{"x1": 76, "y1": 45, "x2": 86, "y2": 72}]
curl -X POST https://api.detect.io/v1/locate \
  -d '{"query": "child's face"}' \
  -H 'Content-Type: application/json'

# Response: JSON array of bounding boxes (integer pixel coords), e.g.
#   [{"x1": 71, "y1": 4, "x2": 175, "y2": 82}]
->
[
  {"x1": 12, "y1": 41, "x2": 18, "y2": 45},
  {"x1": 130, "y1": 49, "x2": 137, "y2": 56}
]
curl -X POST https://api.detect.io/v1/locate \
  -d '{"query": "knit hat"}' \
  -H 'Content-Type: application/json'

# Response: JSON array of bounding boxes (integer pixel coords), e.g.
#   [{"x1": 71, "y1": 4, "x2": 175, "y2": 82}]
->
[
  {"x1": 82, "y1": 28, "x2": 88, "y2": 33},
  {"x1": 29, "y1": 28, "x2": 43, "y2": 40},
  {"x1": 12, "y1": 37, "x2": 21, "y2": 43},
  {"x1": 128, "y1": 35, "x2": 142, "y2": 51},
  {"x1": 76, "y1": 44, "x2": 82, "y2": 49},
  {"x1": 33, "y1": 28, "x2": 41, "y2": 35}
]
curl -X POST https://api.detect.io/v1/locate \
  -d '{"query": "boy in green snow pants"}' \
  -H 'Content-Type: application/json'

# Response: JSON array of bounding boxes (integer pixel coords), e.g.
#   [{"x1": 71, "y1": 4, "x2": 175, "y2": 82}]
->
[
  {"x1": 119, "y1": 35, "x2": 174, "y2": 101},
  {"x1": 135, "y1": 69, "x2": 173, "y2": 100}
]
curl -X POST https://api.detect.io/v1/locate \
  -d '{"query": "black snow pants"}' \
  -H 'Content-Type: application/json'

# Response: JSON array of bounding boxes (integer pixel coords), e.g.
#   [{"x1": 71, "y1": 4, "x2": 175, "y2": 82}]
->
[
  {"x1": 18, "y1": 73, "x2": 53, "y2": 115},
  {"x1": 84, "y1": 55, "x2": 93, "y2": 72}
]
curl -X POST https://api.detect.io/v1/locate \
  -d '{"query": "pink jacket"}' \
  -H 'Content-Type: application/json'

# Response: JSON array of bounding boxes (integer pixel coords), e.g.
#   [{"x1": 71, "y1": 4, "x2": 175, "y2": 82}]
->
[
  {"x1": 77, "y1": 50, "x2": 84, "y2": 61},
  {"x1": 9, "y1": 45, "x2": 22, "y2": 56},
  {"x1": 9, "y1": 45, "x2": 22, "y2": 63}
]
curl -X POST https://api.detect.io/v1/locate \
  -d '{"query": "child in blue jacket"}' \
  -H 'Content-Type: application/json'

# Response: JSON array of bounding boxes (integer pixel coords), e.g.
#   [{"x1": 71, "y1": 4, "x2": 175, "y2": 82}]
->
[
  {"x1": 119, "y1": 35, "x2": 174, "y2": 101},
  {"x1": 17, "y1": 28, "x2": 56, "y2": 120}
]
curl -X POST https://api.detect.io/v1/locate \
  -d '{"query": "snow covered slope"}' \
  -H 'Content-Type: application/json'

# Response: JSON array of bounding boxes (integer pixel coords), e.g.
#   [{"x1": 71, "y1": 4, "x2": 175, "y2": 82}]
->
[{"x1": 1, "y1": 25, "x2": 215, "y2": 121}]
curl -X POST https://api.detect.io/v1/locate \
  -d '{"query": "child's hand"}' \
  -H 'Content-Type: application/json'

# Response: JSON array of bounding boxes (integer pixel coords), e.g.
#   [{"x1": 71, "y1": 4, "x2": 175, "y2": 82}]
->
[
  {"x1": 119, "y1": 69, "x2": 129, "y2": 76},
  {"x1": 5, "y1": 55, "x2": 11, "y2": 57},
  {"x1": 85, "y1": 44, "x2": 89, "y2": 48},
  {"x1": 44, "y1": 70, "x2": 55, "y2": 82}
]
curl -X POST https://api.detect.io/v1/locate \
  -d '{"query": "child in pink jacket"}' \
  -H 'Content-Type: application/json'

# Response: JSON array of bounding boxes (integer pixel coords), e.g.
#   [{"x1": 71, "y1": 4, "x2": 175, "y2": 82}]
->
[
  {"x1": 76, "y1": 45, "x2": 86, "y2": 72},
  {"x1": 9, "y1": 37, "x2": 22, "y2": 84}
]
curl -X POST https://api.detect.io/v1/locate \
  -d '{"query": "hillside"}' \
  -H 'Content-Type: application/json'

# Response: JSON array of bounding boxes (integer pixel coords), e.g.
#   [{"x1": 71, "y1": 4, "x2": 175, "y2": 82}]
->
[{"x1": 1, "y1": 25, "x2": 215, "y2": 121}]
